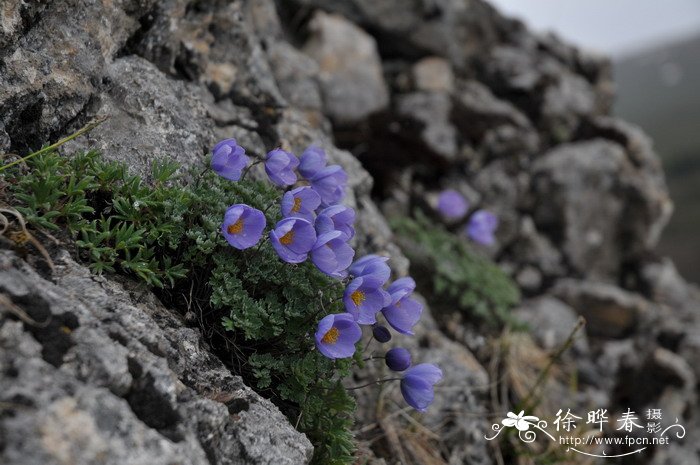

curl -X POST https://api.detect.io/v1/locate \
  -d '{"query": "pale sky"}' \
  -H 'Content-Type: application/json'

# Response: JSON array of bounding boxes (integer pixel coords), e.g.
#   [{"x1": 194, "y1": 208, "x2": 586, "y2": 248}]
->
[{"x1": 488, "y1": 0, "x2": 700, "y2": 56}]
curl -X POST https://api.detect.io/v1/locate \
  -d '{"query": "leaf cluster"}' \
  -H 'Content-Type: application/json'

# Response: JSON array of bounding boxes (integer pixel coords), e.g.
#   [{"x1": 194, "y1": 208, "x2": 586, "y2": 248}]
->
[
  {"x1": 8, "y1": 151, "x2": 187, "y2": 287},
  {"x1": 392, "y1": 211, "x2": 520, "y2": 326}
]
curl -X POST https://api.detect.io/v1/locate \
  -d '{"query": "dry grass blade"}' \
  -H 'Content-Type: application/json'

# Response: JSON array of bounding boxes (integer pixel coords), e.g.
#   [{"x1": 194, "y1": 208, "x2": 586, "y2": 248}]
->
[
  {"x1": 402, "y1": 429, "x2": 447, "y2": 465},
  {"x1": 0, "y1": 114, "x2": 109, "y2": 172},
  {"x1": 0, "y1": 293, "x2": 50, "y2": 327},
  {"x1": 378, "y1": 415, "x2": 409, "y2": 465},
  {"x1": 0, "y1": 207, "x2": 54, "y2": 270},
  {"x1": 517, "y1": 317, "x2": 586, "y2": 412}
]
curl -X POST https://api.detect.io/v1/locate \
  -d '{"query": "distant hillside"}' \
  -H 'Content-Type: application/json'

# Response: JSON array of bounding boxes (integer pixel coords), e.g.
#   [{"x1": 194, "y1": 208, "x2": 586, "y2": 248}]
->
[{"x1": 614, "y1": 33, "x2": 700, "y2": 283}]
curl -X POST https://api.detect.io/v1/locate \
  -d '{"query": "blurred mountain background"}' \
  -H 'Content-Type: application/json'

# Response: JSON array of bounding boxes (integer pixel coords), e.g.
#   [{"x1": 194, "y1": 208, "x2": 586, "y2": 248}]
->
[
  {"x1": 614, "y1": 34, "x2": 700, "y2": 283},
  {"x1": 490, "y1": 0, "x2": 700, "y2": 283}
]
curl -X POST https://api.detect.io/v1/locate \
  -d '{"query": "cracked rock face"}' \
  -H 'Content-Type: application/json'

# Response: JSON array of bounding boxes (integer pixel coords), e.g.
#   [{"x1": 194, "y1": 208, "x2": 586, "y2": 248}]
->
[
  {"x1": 64, "y1": 56, "x2": 216, "y2": 176},
  {"x1": 0, "y1": 250, "x2": 313, "y2": 465},
  {"x1": 303, "y1": 11, "x2": 389, "y2": 125}
]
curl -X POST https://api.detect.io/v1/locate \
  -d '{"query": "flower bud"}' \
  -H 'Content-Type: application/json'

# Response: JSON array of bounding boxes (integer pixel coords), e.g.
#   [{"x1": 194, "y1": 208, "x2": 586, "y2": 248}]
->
[
  {"x1": 372, "y1": 325, "x2": 392, "y2": 343},
  {"x1": 385, "y1": 347, "x2": 411, "y2": 372}
]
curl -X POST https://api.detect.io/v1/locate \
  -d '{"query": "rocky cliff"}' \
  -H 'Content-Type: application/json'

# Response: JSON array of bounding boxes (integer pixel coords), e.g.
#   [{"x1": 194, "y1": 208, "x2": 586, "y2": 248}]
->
[{"x1": 1, "y1": 1, "x2": 698, "y2": 464}]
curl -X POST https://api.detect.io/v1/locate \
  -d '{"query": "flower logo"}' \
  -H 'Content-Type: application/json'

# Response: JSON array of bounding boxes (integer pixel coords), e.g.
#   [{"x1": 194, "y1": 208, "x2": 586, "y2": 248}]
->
[{"x1": 502, "y1": 411, "x2": 540, "y2": 431}]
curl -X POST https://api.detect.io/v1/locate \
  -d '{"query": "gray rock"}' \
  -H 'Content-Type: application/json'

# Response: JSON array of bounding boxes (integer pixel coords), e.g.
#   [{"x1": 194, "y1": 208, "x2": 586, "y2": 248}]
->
[
  {"x1": 0, "y1": 0, "x2": 150, "y2": 153},
  {"x1": 541, "y1": 71, "x2": 596, "y2": 140},
  {"x1": 585, "y1": 116, "x2": 664, "y2": 175},
  {"x1": 471, "y1": 159, "x2": 525, "y2": 248},
  {"x1": 451, "y1": 80, "x2": 532, "y2": 144},
  {"x1": 63, "y1": 56, "x2": 215, "y2": 178},
  {"x1": 268, "y1": 41, "x2": 323, "y2": 113},
  {"x1": 651, "y1": 438, "x2": 700, "y2": 465},
  {"x1": 582, "y1": 118, "x2": 673, "y2": 242},
  {"x1": 483, "y1": 45, "x2": 543, "y2": 93},
  {"x1": 290, "y1": 0, "x2": 513, "y2": 71},
  {"x1": 480, "y1": 42, "x2": 611, "y2": 133},
  {"x1": 641, "y1": 258, "x2": 696, "y2": 310},
  {"x1": 551, "y1": 279, "x2": 649, "y2": 339},
  {"x1": 532, "y1": 140, "x2": 671, "y2": 280},
  {"x1": 136, "y1": 0, "x2": 284, "y2": 104},
  {"x1": 679, "y1": 331, "x2": 700, "y2": 386},
  {"x1": 510, "y1": 216, "x2": 565, "y2": 278},
  {"x1": 480, "y1": 123, "x2": 540, "y2": 160},
  {"x1": 513, "y1": 297, "x2": 588, "y2": 354},
  {"x1": 303, "y1": 11, "x2": 389, "y2": 124},
  {"x1": 515, "y1": 266, "x2": 543, "y2": 293},
  {"x1": 616, "y1": 347, "x2": 696, "y2": 424},
  {"x1": 595, "y1": 339, "x2": 639, "y2": 392},
  {"x1": 412, "y1": 56, "x2": 454, "y2": 92},
  {"x1": 247, "y1": 0, "x2": 284, "y2": 41},
  {"x1": 0, "y1": 250, "x2": 313, "y2": 465},
  {"x1": 396, "y1": 91, "x2": 457, "y2": 161},
  {"x1": 0, "y1": 0, "x2": 48, "y2": 51}
]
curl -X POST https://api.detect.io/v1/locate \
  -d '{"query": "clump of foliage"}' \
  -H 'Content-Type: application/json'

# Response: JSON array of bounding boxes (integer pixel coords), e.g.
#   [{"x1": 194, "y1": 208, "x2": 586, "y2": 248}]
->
[
  {"x1": 2, "y1": 150, "x2": 355, "y2": 464},
  {"x1": 392, "y1": 211, "x2": 520, "y2": 325}
]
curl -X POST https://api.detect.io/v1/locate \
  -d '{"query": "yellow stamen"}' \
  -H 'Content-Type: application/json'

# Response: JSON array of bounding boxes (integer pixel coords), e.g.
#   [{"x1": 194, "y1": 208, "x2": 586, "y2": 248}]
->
[
  {"x1": 227, "y1": 219, "x2": 244, "y2": 234},
  {"x1": 350, "y1": 290, "x2": 366, "y2": 307},
  {"x1": 321, "y1": 327, "x2": 340, "y2": 344},
  {"x1": 291, "y1": 197, "x2": 303, "y2": 213},
  {"x1": 279, "y1": 230, "x2": 294, "y2": 245}
]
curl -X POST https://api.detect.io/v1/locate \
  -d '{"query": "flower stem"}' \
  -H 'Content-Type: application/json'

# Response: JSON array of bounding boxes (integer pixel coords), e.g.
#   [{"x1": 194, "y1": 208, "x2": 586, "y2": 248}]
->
[
  {"x1": 0, "y1": 115, "x2": 109, "y2": 172},
  {"x1": 245, "y1": 235, "x2": 269, "y2": 263},
  {"x1": 362, "y1": 334, "x2": 374, "y2": 353},
  {"x1": 194, "y1": 166, "x2": 209, "y2": 188},
  {"x1": 346, "y1": 377, "x2": 401, "y2": 391},
  {"x1": 262, "y1": 201, "x2": 276, "y2": 215},
  {"x1": 240, "y1": 160, "x2": 262, "y2": 181},
  {"x1": 319, "y1": 280, "x2": 343, "y2": 292}
]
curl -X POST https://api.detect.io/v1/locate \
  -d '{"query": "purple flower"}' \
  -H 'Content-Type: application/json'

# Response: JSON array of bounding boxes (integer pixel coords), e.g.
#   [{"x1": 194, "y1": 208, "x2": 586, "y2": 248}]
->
[
  {"x1": 400, "y1": 363, "x2": 443, "y2": 411},
  {"x1": 387, "y1": 277, "x2": 416, "y2": 297},
  {"x1": 221, "y1": 204, "x2": 266, "y2": 249},
  {"x1": 381, "y1": 277, "x2": 422, "y2": 335},
  {"x1": 311, "y1": 231, "x2": 355, "y2": 278},
  {"x1": 265, "y1": 149, "x2": 299, "y2": 186},
  {"x1": 211, "y1": 139, "x2": 250, "y2": 181},
  {"x1": 466, "y1": 210, "x2": 498, "y2": 245},
  {"x1": 344, "y1": 275, "x2": 391, "y2": 325},
  {"x1": 372, "y1": 325, "x2": 392, "y2": 343},
  {"x1": 315, "y1": 205, "x2": 356, "y2": 240},
  {"x1": 385, "y1": 348, "x2": 411, "y2": 372},
  {"x1": 299, "y1": 145, "x2": 327, "y2": 179},
  {"x1": 437, "y1": 189, "x2": 468, "y2": 219},
  {"x1": 349, "y1": 255, "x2": 391, "y2": 284},
  {"x1": 270, "y1": 217, "x2": 317, "y2": 263},
  {"x1": 310, "y1": 165, "x2": 347, "y2": 205},
  {"x1": 281, "y1": 186, "x2": 322, "y2": 221},
  {"x1": 315, "y1": 313, "x2": 362, "y2": 359}
]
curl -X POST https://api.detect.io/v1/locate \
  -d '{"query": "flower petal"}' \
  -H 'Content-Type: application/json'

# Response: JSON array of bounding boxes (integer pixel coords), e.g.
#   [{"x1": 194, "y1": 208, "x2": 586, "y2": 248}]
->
[
  {"x1": 400, "y1": 376, "x2": 434, "y2": 412},
  {"x1": 404, "y1": 363, "x2": 443, "y2": 385},
  {"x1": 382, "y1": 297, "x2": 423, "y2": 335}
]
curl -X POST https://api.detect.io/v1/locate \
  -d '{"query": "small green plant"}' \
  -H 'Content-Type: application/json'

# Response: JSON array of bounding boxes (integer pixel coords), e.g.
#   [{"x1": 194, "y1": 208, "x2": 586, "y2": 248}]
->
[
  {"x1": 9, "y1": 150, "x2": 188, "y2": 287},
  {"x1": 392, "y1": 211, "x2": 520, "y2": 326},
  {"x1": 2, "y1": 149, "x2": 355, "y2": 464}
]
